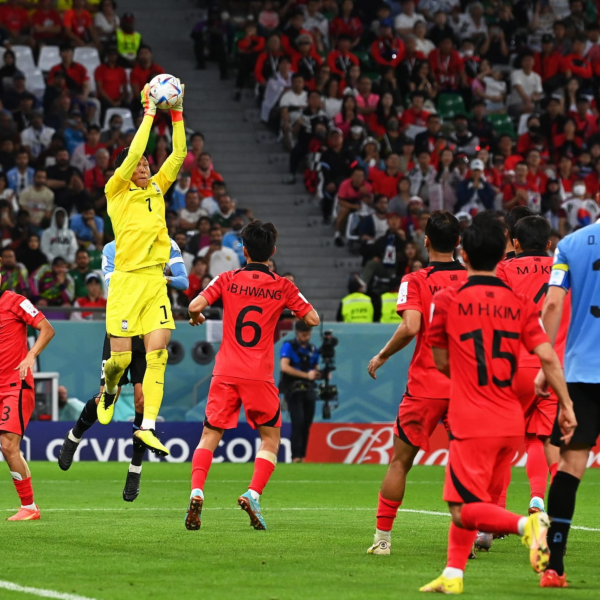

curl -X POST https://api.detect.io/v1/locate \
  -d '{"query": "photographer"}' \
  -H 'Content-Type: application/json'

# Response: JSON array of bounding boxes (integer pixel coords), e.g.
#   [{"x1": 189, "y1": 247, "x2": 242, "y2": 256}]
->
[{"x1": 280, "y1": 320, "x2": 320, "y2": 463}]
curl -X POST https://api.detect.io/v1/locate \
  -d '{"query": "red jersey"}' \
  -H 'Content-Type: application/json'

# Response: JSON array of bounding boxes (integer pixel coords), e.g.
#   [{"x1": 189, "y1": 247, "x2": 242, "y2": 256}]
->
[
  {"x1": 63, "y1": 9, "x2": 93, "y2": 38},
  {"x1": 397, "y1": 261, "x2": 467, "y2": 399},
  {"x1": 369, "y1": 168, "x2": 402, "y2": 199},
  {"x1": 497, "y1": 251, "x2": 570, "y2": 366},
  {"x1": 130, "y1": 62, "x2": 165, "y2": 91},
  {"x1": 428, "y1": 276, "x2": 549, "y2": 439},
  {"x1": 0, "y1": 291, "x2": 46, "y2": 390},
  {"x1": 400, "y1": 107, "x2": 431, "y2": 130},
  {"x1": 191, "y1": 168, "x2": 224, "y2": 198},
  {"x1": 0, "y1": 4, "x2": 29, "y2": 32},
  {"x1": 200, "y1": 264, "x2": 313, "y2": 382},
  {"x1": 533, "y1": 51, "x2": 561, "y2": 82},
  {"x1": 428, "y1": 49, "x2": 463, "y2": 89},
  {"x1": 95, "y1": 64, "x2": 127, "y2": 101}
]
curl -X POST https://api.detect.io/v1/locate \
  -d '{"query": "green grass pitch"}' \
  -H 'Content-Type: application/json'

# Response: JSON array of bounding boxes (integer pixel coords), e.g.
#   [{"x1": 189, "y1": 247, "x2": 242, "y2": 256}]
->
[{"x1": 1, "y1": 463, "x2": 599, "y2": 599}]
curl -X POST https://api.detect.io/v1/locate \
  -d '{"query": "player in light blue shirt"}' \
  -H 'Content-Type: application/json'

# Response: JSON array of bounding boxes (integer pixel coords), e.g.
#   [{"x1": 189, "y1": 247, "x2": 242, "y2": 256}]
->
[{"x1": 535, "y1": 222, "x2": 599, "y2": 586}]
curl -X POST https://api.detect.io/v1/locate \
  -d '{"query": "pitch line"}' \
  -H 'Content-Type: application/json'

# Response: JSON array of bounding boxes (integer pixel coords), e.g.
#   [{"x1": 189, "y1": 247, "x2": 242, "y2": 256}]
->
[
  {"x1": 2, "y1": 507, "x2": 597, "y2": 532},
  {"x1": 0, "y1": 580, "x2": 97, "y2": 600}
]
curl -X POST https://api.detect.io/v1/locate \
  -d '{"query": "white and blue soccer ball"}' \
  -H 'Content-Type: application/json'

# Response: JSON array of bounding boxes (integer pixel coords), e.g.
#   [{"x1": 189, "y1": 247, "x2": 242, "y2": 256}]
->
[{"x1": 148, "y1": 74, "x2": 182, "y2": 109}]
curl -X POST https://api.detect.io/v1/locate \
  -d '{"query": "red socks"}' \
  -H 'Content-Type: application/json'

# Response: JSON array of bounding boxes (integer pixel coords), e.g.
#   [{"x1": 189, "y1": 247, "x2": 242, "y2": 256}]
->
[
  {"x1": 376, "y1": 492, "x2": 402, "y2": 532},
  {"x1": 249, "y1": 458, "x2": 276, "y2": 495},
  {"x1": 13, "y1": 476, "x2": 34, "y2": 507},
  {"x1": 497, "y1": 467, "x2": 511, "y2": 509},
  {"x1": 525, "y1": 435, "x2": 548, "y2": 500},
  {"x1": 447, "y1": 523, "x2": 477, "y2": 570},
  {"x1": 191, "y1": 448, "x2": 213, "y2": 491},
  {"x1": 461, "y1": 503, "x2": 521, "y2": 535}
]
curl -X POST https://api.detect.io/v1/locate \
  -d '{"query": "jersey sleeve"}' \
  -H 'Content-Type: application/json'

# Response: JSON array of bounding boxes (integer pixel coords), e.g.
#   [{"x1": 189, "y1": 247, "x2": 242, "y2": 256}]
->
[
  {"x1": 153, "y1": 120, "x2": 187, "y2": 194},
  {"x1": 549, "y1": 240, "x2": 571, "y2": 291},
  {"x1": 521, "y1": 297, "x2": 550, "y2": 352},
  {"x1": 495, "y1": 261, "x2": 509, "y2": 285},
  {"x1": 105, "y1": 114, "x2": 154, "y2": 198},
  {"x1": 280, "y1": 341, "x2": 294, "y2": 359},
  {"x1": 285, "y1": 281, "x2": 313, "y2": 318},
  {"x1": 168, "y1": 261, "x2": 189, "y2": 291},
  {"x1": 427, "y1": 289, "x2": 450, "y2": 349},
  {"x1": 102, "y1": 242, "x2": 115, "y2": 287},
  {"x1": 9, "y1": 295, "x2": 46, "y2": 328},
  {"x1": 396, "y1": 273, "x2": 422, "y2": 315},
  {"x1": 199, "y1": 274, "x2": 225, "y2": 304}
]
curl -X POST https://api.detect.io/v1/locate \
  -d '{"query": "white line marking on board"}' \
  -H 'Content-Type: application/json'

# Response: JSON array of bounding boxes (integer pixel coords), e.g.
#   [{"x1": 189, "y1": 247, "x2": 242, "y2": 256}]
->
[{"x1": 0, "y1": 580, "x2": 97, "y2": 600}]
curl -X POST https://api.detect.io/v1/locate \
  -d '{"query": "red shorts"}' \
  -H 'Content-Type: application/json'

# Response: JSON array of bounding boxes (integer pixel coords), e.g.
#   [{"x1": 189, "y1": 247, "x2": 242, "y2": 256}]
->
[
  {"x1": 205, "y1": 375, "x2": 281, "y2": 430},
  {"x1": 444, "y1": 436, "x2": 520, "y2": 504},
  {"x1": 0, "y1": 386, "x2": 35, "y2": 436},
  {"x1": 394, "y1": 395, "x2": 448, "y2": 452},
  {"x1": 514, "y1": 367, "x2": 557, "y2": 437}
]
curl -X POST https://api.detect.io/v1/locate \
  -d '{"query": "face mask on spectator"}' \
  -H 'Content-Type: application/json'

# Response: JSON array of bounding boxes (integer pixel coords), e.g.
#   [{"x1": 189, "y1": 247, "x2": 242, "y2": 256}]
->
[
  {"x1": 573, "y1": 184, "x2": 586, "y2": 196},
  {"x1": 351, "y1": 126, "x2": 363, "y2": 136}
]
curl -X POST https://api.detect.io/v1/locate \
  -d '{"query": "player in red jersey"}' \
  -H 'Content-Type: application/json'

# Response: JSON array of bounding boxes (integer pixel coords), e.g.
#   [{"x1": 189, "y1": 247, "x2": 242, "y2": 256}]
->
[
  {"x1": 185, "y1": 222, "x2": 319, "y2": 531},
  {"x1": 0, "y1": 253, "x2": 55, "y2": 521},
  {"x1": 420, "y1": 214, "x2": 576, "y2": 595},
  {"x1": 365, "y1": 211, "x2": 467, "y2": 555},
  {"x1": 497, "y1": 216, "x2": 571, "y2": 515}
]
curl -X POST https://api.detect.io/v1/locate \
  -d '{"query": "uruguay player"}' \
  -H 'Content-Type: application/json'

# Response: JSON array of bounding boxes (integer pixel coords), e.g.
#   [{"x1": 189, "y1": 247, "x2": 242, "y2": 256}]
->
[
  {"x1": 57, "y1": 238, "x2": 188, "y2": 501},
  {"x1": 533, "y1": 222, "x2": 598, "y2": 587}
]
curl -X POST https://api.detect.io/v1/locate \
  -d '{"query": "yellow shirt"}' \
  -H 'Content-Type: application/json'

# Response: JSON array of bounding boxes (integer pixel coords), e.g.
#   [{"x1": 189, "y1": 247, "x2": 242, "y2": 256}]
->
[{"x1": 106, "y1": 115, "x2": 186, "y2": 272}]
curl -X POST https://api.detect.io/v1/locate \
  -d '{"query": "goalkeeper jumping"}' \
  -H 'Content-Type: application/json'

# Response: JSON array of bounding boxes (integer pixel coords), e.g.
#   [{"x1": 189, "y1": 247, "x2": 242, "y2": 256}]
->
[{"x1": 98, "y1": 81, "x2": 186, "y2": 456}]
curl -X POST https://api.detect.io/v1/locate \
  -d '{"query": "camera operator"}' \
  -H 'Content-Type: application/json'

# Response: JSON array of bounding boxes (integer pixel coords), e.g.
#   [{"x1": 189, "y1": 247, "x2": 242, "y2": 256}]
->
[{"x1": 280, "y1": 320, "x2": 320, "y2": 463}]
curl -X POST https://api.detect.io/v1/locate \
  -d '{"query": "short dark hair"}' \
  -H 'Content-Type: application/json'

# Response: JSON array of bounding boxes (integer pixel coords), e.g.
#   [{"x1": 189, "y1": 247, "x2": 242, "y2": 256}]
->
[
  {"x1": 295, "y1": 319, "x2": 311, "y2": 332},
  {"x1": 291, "y1": 72, "x2": 304, "y2": 81},
  {"x1": 0, "y1": 246, "x2": 14, "y2": 256},
  {"x1": 52, "y1": 256, "x2": 67, "y2": 266},
  {"x1": 515, "y1": 216, "x2": 551, "y2": 251},
  {"x1": 88, "y1": 124, "x2": 100, "y2": 133},
  {"x1": 462, "y1": 215, "x2": 506, "y2": 271},
  {"x1": 241, "y1": 221, "x2": 278, "y2": 263},
  {"x1": 115, "y1": 147, "x2": 130, "y2": 168},
  {"x1": 506, "y1": 206, "x2": 534, "y2": 241},
  {"x1": 76, "y1": 248, "x2": 89, "y2": 257},
  {"x1": 425, "y1": 210, "x2": 460, "y2": 253}
]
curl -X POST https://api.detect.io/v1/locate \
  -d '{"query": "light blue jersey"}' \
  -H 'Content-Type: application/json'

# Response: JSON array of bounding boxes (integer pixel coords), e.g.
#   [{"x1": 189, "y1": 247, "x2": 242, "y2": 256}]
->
[
  {"x1": 102, "y1": 239, "x2": 189, "y2": 291},
  {"x1": 549, "y1": 222, "x2": 600, "y2": 383}
]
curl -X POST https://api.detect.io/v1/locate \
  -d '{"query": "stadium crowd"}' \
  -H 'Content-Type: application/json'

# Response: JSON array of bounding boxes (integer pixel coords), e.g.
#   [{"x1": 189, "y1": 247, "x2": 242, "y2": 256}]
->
[
  {"x1": 193, "y1": 0, "x2": 600, "y2": 321},
  {"x1": 0, "y1": 0, "x2": 252, "y2": 319}
]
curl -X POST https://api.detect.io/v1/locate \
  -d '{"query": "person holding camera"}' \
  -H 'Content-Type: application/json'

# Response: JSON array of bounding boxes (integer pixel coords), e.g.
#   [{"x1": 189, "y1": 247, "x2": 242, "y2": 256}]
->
[{"x1": 280, "y1": 320, "x2": 320, "y2": 463}]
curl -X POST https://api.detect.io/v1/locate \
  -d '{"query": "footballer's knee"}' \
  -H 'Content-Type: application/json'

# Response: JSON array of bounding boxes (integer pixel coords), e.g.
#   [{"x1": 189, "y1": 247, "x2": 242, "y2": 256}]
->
[
  {"x1": 106, "y1": 351, "x2": 131, "y2": 380},
  {"x1": 0, "y1": 434, "x2": 21, "y2": 460},
  {"x1": 146, "y1": 349, "x2": 168, "y2": 372},
  {"x1": 448, "y1": 503, "x2": 464, "y2": 527}
]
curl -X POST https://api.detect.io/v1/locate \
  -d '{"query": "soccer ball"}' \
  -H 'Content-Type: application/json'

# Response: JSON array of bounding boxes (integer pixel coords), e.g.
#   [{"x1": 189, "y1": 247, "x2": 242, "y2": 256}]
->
[{"x1": 148, "y1": 74, "x2": 182, "y2": 109}]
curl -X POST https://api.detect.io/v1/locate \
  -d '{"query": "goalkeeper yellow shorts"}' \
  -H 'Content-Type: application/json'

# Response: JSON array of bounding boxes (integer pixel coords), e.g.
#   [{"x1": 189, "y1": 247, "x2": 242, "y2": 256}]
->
[{"x1": 106, "y1": 264, "x2": 175, "y2": 337}]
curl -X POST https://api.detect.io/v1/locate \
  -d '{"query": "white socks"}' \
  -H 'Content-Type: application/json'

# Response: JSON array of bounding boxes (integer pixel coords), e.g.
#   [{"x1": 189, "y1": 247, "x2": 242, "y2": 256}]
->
[
  {"x1": 128, "y1": 464, "x2": 142, "y2": 474},
  {"x1": 443, "y1": 567, "x2": 464, "y2": 579},
  {"x1": 249, "y1": 489, "x2": 260, "y2": 501},
  {"x1": 141, "y1": 419, "x2": 156, "y2": 430},
  {"x1": 375, "y1": 529, "x2": 391, "y2": 543},
  {"x1": 21, "y1": 502, "x2": 36, "y2": 510},
  {"x1": 68, "y1": 430, "x2": 81, "y2": 443},
  {"x1": 105, "y1": 383, "x2": 118, "y2": 396},
  {"x1": 518, "y1": 517, "x2": 528, "y2": 536}
]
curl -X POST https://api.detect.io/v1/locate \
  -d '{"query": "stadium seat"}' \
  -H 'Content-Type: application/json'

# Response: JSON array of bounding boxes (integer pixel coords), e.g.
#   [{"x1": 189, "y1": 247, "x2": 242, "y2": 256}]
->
[
  {"x1": 103, "y1": 107, "x2": 134, "y2": 132},
  {"x1": 24, "y1": 68, "x2": 46, "y2": 99},
  {"x1": 38, "y1": 46, "x2": 61, "y2": 72},
  {"x1": 489, "y1": 113, "x2": 516, "y2": 139},
  {"x1": 73, "y1": 47, "x2": 101, "y2": 79},
  {"x1": 12, "y1": 45, "x2": 35, "y2": 72},
  {"x1": 437, "y1": 93, "x2": 466, "y2": 121}
]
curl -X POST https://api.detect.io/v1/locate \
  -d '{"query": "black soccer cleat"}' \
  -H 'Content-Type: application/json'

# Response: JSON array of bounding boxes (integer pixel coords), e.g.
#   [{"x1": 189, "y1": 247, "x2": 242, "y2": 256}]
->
[
  {"x1": 57, "y1": 432, "x2": 79, "y2": 471},
  {"x1": 123, "y1": 470, "x2": 142, "y2": 502}
]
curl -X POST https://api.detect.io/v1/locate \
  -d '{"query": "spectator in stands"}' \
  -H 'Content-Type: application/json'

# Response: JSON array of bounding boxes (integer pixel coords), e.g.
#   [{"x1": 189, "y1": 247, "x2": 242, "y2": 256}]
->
[
  {"x1": 95, "y1": 0, "x2": 120, "y2": 47},
  {"x1": 211, "y1": 194, "x2": 236, "y2": 231},
  {"x1": 469, "y1": 100, "x2": 493, "y2": 149},
  {"x1": 258, "y1": 0, "x2": 279, "y2": 34},
  {"x1": 21, "y1": 111, "x2": 56, "y2": 163},
  {"x1": 70, "y1": 125, "x2": 104, "y2": 173},
  {"x1": 319, "y1": 128, "x2": 352, "y2": 223},
  {"x1": 83, "y1": 147, "x2": 109, "y2": 202},
  {"x1": 8, "y1": 150, "x2": 35, "y2": 200},
  {"x1": 234, "y1": 20, "x2": 265, "y2": 101},
  {"x1": 357, "y1": 137, "x2": 384, "y2": 177},
  {"x1": 508, "y1": 52, "x2": 542, "y2": 115},
  {"x1": 187, "y1": 216, "x2": 212, "y2": 256},
  {"x1": 71, "y1": 273, "x2": 106, "y2": 320},
  {"x1": 198, "y1": 225, "x2": 240, "y2": 276},
  {"x1": 254, "y1": 34, "x2": 285, "y2": 100},
  {"x1": 327, "y1": 34, "x2": 359, "y2": 78},
  {"x1": 0, "y1": 199, "x2": 16, "y2": 248},
  {"x1": 69, "y1": 248, "x2": 94, "y2": 298},
  {"x1": 17, "y1": 232, "x2": 46, "y2": 274},
  {"x1": 172, "y1": 231, "x2": 194, "y2": 273},
  {"x1": 281, "y1": 9, "x2": 310, "y2": 56},
  {"x1": 337, "y1": 275, "x2": 373, "y2": 322},
  {"x1": 95, "y1": 46, "x2": 128, "y2": 116},
  {"x1": 534, "y1": 33, "x2": 563, "y2": 93},
  {"x1": 63, "y1": 0, "x2": 98, "y2": 48},
  {"x1": 291, "y1": 34, "x2": 323, "y2": 90},
  {"x1": 186, "y1": 256, "x2": 208, "y2": 300},
  {"x1": 358, "y1": 194, "x2": 390, "y2": 262},
  {"x1": 0, "y1": 50, "x2": 17, "y2": 95},
  {"x1": 3, "y1": 73, "x2": 31, "y2": 114},
  {"x1": 13, "y1": 91, "x2": 37, "y2": 133},
  {"x1": 428, "y1": 10, "x2": 456, "y2": 47},
  {"x1": 330, "y1": 0, "x2": 363, "y2": 48},
  {"x1": 395, "y1": 0, "x2": 425, "y2": 37},
  {"x1": 178, "y1": 188, "x2": 207, "y2": 232},
  {"x1": 0, "y1": 246, "x2": 29, "y2": 296},
  {"x1": 408, "y1": 149, "x2": 437, "y2": 203},
  {"x1": 116, "y1": 12, "x2": 141, "y2": 67},
  {"x1": 371, "y1": 19, "x2": 404, "y2": 71},
  {"x1": 570, "y1": 95, "x2": 596, "y2": 139},
  {"x1": 414, "y1": 113, "x2": 442, "y2": 156},
  {"x1": 304, "y1": 0, "x2": 329, "y2": 52},
  {"x1": 32, "y1": 0, "x2": 63, "y2": 47},
  {"x1": 49, "y1": 44, "x2": 91, "y2": 103},
  {"x1": 183, "y1": 132, "x2": 205, "y2": 171},
  {"x1": 563, "y1": 0, "x2": 588, "y2": 38},
  {"x1": 47, "y1": 148, "x2": 82, "y2": 211},
  {"x1": 31, "y1": 256, "x2": 75, "y2": 307},
  {"x1": 279, "y1": 73, "x2": 308, "y2": 148},
  {"x1": 455, "y1": 158, "x2": 495, "y2": 213},
  {"x1": 389, "y1": 176, "x2": 412, "y2": 217},
  {"x1": 554, "y1": 117, "x2": 583, "y2": 163},
  {"x1": 40, "y1": 207, "x2": 78, "y2": 265},
  {"x1": 355, "y1": 76, "x2": 380, "y2": 134},
  {"x1": 503, "y1": 161, "x2": 541, "y2": 212},
  {"x1": 99, "y1": 113, "x2": 123, "y2": 151},
  {"x1": 335, "y1": 166, "x2": 373, "y2": 246},
  {"x1": 170, "y1": 171, "x2": 191, "y2": 211},
  {"x1": 448, "y1": 113, "x2": 479, "y2": 157},
  {"x1": 370, "y1": 153, "x2": 402, "y2": 199},
  {"x1": 200, "y1": 179, "x2": 227, "y2": 216},
  {"x1": 129, "y1": 45, "x2": 164, "y2": 114},
  {"x1": 222, "y1": 214, "x2": 246, "y2": 266},
  {"x1": 428, "y1": 36, "x2": 465, "y2": 92},
  {"x1": 70, "y1": 203, "x2": 103, "y2": 248},
  {"x1": 400, "y1": 90, "x2": 430, "y2": 133},
  {"x1": 191, "y1": 153, "x2": 224, "y2": 199},
  {"x1": 0, "y1": 0, "x2": 31, "y2": 46},
  {"x1": 333, "y1": 95, "x2": 359, "y2": 137}
]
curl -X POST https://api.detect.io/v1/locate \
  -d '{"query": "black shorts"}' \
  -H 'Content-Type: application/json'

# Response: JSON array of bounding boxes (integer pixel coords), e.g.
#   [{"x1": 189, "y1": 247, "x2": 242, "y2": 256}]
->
[
  {"x1": 551, "y1": 382, "x2": 600, "y2": 447},
  {"x1": 100, "y1": 334, "x2": 146, "y2": 388}
]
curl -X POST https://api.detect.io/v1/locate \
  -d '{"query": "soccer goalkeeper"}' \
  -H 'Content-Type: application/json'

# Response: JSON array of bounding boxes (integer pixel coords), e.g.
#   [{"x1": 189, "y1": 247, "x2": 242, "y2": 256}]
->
[{"x1": 97, "y1": 81, "x2": 186, "y2": 456}]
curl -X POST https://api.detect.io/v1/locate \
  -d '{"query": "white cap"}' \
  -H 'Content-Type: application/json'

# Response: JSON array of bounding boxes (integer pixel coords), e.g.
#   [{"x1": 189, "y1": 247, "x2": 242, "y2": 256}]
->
[{"x1": 470, "y1": 159, "x2": 485, "y2": 171}]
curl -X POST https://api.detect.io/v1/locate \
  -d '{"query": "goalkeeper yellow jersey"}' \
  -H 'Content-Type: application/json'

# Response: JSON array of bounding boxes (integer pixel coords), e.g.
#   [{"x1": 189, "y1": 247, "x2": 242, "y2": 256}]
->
[{"x1": 106, "y1": 115, "x2": 186, "y2": 272}]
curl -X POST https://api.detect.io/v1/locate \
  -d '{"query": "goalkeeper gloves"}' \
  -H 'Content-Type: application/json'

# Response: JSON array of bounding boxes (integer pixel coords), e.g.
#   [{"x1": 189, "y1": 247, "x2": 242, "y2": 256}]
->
[
  {"x1": 171, "y1": 80, "x2": 184, "y2": 121},
  {"x1": 141, "y1": 84, "x2": 157, "y2": 117}
]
